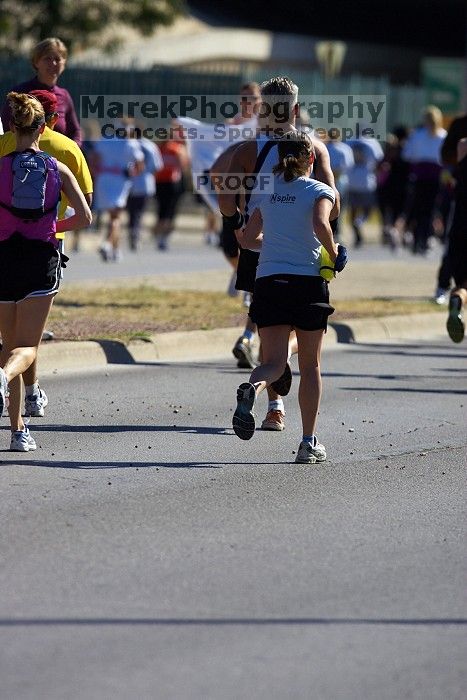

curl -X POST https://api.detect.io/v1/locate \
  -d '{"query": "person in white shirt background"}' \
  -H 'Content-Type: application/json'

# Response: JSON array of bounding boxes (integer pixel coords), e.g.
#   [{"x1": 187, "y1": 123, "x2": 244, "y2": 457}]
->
[
  {"x1": 347, "y1": 132, "x2": 384, "y2": 247},
  {"x1": 91, "y1": 121, "x2": 145, "y2": 262},
  {"x1": 325, "y1": 134, "x2": 354, "y2": 241},
  {"x1": 401, "y1": 105, "x2": 447, "y2": 254},
  {"x1": 125, "y1": 125, "x2": 163, "y2": 251}
]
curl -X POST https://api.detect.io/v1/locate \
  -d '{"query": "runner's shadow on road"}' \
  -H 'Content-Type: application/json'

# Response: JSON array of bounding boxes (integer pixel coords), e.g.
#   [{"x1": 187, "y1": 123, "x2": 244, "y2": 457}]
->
[
  {"x1": 342, "y1": 386, "x2": 467, "y2": 395},
  {"x1": 347, "y1": 343, "x2": 467, "y2": 360},
  {"x1": 431, "y1": 367, "x2": 467, "y2": 373},
  {"x1": 23, "y1": 424, "x2": 231, "y2": 436},
  {"x1": 91, "y1": 343, "x2": 245, "y2": 369},
  {"x1": 322, "y1": 371, "x2": 444, "y2": 380},
  {"x1": 1, "y1": 460, "x2": 291, "y2": 469},
  {"x1": 1, "y1": 616, "x2": 465, "y2": 626}
]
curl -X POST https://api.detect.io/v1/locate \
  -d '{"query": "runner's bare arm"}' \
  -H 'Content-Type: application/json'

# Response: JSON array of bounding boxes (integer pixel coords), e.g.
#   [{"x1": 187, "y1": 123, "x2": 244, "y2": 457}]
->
[
  {"x1": 312, "y1": 139, "x2": 340, "y2": 220},
  {"x1": 457, "y1": 138, "x2": 467, "y2": 162},
  {"x1": 313, "y1": 197, "x2": 338, "y2": 261},
  {"x1": 237, "y1": 207, "x2": 263, "y2": 249},
  {"x1": 217, "y1": 141, "x2": 257, "y2": 216},
  {"x1": 210, "y1": 143, "x2": 240, "y2": 177},
  {"x1": 56, "y1": 162, "x2": 92, "y2": 232},
  {"x1": 210, "y1": 144, "x2": 244, "y2": 213},
  {"x1": 441, "y1": 118, "x2": 466, "y2": 166}
]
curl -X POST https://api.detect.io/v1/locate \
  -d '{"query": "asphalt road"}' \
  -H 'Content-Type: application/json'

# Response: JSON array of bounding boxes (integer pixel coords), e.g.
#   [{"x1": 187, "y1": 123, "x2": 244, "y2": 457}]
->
[{"x1": 1, "y1": 339, "x2": 466, "y2": 699}]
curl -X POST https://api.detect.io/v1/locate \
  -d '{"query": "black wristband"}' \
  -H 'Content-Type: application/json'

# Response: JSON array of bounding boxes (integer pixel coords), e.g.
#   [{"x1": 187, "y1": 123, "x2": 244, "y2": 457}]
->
[{"x1": 222, "y1": 210, "x2": 244, "y2": 230}]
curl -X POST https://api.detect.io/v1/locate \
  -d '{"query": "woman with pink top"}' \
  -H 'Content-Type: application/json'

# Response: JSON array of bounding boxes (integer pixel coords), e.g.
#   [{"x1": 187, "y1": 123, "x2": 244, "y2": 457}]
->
[{"x1": 0, "y1": 93, "x2": 91, "y2": 452}]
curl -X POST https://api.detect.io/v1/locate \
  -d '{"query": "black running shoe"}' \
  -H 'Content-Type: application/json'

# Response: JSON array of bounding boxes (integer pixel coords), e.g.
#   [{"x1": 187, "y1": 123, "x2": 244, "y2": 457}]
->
[
  {"x1": 232, "y1": 382, "x2": 256, "y2": 440},
  {"x1": 447, "y1": 296, "x2": 465, "y2": 343}
]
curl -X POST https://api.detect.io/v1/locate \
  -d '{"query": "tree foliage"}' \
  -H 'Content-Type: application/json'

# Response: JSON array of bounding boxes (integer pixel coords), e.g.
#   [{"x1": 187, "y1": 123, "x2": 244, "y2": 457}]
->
[{"x1": 0, "y1": 0, "x2": 186, "y2": 54}]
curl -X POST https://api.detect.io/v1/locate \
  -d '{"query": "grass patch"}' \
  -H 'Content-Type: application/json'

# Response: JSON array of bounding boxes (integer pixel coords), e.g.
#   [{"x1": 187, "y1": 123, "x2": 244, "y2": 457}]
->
[
  {"x1": 49, "y1": 284, "x2": 443, "y2": 343},
  {"x1": 333, "y1": 297, "x2": 442, "y2": 319}
]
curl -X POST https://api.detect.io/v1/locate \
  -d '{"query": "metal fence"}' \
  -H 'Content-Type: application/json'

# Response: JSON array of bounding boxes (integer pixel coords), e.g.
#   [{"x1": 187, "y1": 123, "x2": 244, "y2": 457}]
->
[{"x1": 0, "y1": 56, "x2": 427, "y2": 133}]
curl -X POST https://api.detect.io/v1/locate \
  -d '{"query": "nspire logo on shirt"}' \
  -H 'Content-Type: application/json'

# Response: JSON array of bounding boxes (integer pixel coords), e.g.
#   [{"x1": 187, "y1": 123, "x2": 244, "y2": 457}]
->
[{"x1": 270, "y1": 193, "x2": 296, "y2": 203}]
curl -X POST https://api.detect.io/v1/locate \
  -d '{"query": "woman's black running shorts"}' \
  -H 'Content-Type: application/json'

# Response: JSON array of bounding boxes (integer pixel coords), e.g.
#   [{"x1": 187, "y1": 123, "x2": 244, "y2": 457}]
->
[
  {"x1": 249, "y1": 274, "x2": 334, "y2": 331},
  {"x1": 0, "y1": 233, "x2": 61, "y2": 303}
]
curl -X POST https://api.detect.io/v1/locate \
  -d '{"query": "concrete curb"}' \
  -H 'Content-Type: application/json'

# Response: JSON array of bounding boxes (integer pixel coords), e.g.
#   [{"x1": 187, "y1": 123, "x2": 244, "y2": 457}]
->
[
  {"x1": 330, "y1": 312, "x2": 445, "y2": 343},
  {"x1": 36, "y1": 313, "x2": 444, "y2": 376},
  {"x1": 37, "y1": 340, "x2": 108, "y2": 373}
]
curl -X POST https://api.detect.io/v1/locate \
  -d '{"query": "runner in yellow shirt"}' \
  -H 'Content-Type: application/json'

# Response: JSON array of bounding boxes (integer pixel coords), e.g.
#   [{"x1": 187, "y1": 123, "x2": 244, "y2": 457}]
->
[
  {"x1": 0, "y1": 89, "x2": 93, "y2": 417},
  {"x1": 0, "y1": 90, "x2": 93, "y2": 220}
]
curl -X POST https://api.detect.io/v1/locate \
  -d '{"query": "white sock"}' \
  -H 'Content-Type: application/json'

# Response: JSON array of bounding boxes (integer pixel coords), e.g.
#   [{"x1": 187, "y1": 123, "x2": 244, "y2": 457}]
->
[
  {"x1": 268, "y1": 399, "x2": 284, "y2": 413},
  {"x1": 25, "y1": 382, "x2": 39, "y2": 397}
]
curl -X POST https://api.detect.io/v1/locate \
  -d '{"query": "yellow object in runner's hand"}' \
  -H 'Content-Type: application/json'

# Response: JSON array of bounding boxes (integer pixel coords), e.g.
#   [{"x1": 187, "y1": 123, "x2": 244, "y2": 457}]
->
[{"x1": 319, "y1": 246, "x2": 335, "y2": 281}]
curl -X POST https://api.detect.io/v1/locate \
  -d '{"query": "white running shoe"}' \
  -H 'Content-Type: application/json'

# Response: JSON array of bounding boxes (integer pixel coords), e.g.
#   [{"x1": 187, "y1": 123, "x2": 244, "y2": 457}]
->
[
  {"x1": 433, "y1": 287, "x2": 449, "y2": 305},
  {"x1": 295, "y1": 439, "x2": 327, "y2": 464},
  {"x1": 205, "y1": 231, "x2": 219, "y2": 246},
  {"x1": 0, "y1": 367, "x2": 8, "y2": 416},
  {"x1": 227, "y1": 271, "x2": 239, "y2": 297},
  {"x1": 10, "y1": 427, "x2": 37, "y2": 452},
  {"x1": 24, "y1": 388, "x2": 48, "y2": 417},
  {"x1": 232, "y1": 335, "x2": 256, "y2": 369}
]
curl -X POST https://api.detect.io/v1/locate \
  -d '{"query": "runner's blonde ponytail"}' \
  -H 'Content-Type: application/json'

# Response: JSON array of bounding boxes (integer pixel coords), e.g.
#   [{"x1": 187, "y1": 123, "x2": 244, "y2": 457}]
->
[{"x1": 7, "y1": 92, "x2": 45, "y2": 131}]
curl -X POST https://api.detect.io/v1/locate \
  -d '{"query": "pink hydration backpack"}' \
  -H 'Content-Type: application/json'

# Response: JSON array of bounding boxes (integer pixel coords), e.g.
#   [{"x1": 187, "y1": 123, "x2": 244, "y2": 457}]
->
[{"x1": 0, "y1": 149, "x2": 60, "y2": 241}]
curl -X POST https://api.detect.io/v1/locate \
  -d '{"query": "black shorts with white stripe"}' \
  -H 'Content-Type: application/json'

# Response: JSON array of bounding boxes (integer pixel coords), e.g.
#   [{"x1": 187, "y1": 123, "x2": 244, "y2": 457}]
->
[{"x1": 0, "y1": 232, "x2": 61, "y2": 303}]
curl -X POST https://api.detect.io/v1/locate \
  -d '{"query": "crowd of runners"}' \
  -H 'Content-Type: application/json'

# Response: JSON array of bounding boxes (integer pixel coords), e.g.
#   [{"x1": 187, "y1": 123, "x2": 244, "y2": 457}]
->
[{"x1": 0, "y1": 37, "x2": 465, "y2": 455}]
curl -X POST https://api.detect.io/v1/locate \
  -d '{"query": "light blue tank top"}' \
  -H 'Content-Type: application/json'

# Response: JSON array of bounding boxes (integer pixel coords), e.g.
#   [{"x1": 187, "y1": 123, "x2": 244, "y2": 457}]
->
[{"x1": 255, "y1": 174, "x2": 335, "y2": 278}]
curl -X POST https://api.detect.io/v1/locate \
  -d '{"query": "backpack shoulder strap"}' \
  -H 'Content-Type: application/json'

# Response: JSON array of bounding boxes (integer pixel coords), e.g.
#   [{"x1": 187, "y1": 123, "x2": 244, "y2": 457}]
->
[
  {"x1": 36, "y1": 150, "x2": 54, "y2": 161},
  {"x1": 253, "y1": 140, "x2": 277, "y2": 175},
  {"x1": 40, "y1": 151, "x2": 61, "y2": 213},
  {"x1": 244, "y1": 139, "x2": 277, "y2": 212}
]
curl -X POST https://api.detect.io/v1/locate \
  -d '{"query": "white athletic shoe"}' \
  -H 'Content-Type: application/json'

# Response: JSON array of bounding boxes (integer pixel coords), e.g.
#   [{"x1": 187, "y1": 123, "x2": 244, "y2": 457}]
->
[
  {"x1": 0, "y1": 367, "x2": 8, "y2": 416},
  {"x1": 433, "y1": 287, "x2": 449, "y2": 305},
  {"x1": 10, "y1": 427, "x2": 37, "y2": 452},
  {"x1": 295, "y1": 439, "x2": 327, "y2": 464},
  {"x1": 24, "y1": 388, "x2": 48, "y2": 417},
  {"x1": 205, "y1": 231, "x2": 219, "y2": 246},
  {"x1": 227, "y1": 271, "x2": 239, "y2": 297}
]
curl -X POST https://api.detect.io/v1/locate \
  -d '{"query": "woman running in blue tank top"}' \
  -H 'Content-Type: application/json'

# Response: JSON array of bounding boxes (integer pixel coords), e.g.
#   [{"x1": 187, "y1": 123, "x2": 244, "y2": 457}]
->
[{"x1": 232, "y1": 131, "x2": 348, "y2": 463}]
